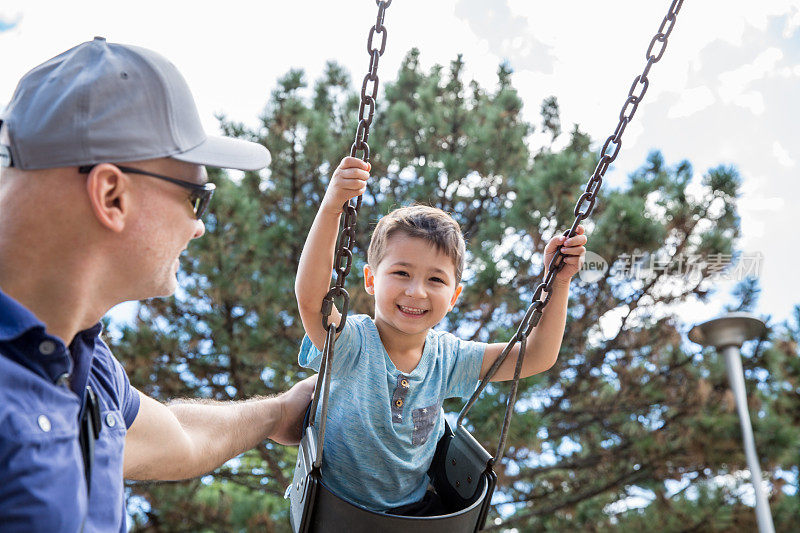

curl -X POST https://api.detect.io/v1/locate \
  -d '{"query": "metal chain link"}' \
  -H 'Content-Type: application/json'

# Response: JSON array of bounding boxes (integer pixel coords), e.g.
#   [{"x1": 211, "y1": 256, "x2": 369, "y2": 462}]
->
[
  {"x1": 312, "y1": 1, "x2": 391, "y2": 458},
  {"x1": 458, "y1": 0, "x2": 685, "y2": 464},
  {"x1": 320, "y1": 0, "x2": 391, "y2": 335}
]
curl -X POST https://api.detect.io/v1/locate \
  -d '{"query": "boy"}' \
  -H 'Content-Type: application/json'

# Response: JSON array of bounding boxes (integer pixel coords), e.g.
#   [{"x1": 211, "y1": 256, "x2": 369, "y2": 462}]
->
[{"x1": 295, "y1": 157, "x2": 586, "y2": 514}]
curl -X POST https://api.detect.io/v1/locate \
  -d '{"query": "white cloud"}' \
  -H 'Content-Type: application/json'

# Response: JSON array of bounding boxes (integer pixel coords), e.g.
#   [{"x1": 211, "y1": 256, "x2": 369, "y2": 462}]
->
[
  {"x1": 733, "y1": 92, "x2": 766, "y2": 115},
  {"x1": 737, "y1": 182, "x2": 785, "y2": 244},
  {"x1": 772, "y1": 141, "x2": 796, "y2": 167},
  {"x1": 783, "y1": 6, "x2": 800, "y2": 37},
  {"x1": 779, "y1": 65, "x2": 800, "y2": 78},
  {"x1": 667, "y1": 86, "x2": 715, "y2": 118},
  {"x1": 718, "y1": 48, "x2": 783, "y2": 113}
]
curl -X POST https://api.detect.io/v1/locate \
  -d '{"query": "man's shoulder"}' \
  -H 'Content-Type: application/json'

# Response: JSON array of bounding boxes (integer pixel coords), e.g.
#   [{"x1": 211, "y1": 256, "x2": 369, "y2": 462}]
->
[
  {"x1": 87, "y1": 334, "x2": 138, "y2": 416},
  {"x1": 87, "y1": 334, "x2": 130, "y2": 383}
]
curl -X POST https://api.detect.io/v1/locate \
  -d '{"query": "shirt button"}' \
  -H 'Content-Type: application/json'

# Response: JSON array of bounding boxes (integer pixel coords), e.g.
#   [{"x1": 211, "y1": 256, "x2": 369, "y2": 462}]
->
[
  {"x1": 395, "y1": 399, "x2": 403, "y2": 408},
  {"x1": 401, "y1": 379, "x2": 409, "y2": 388},
  {"x1": 39, "y1": 340, "x2": 56, "y2": 355},
  {"x1": 38, "y1": 415, "x2": 52, "y2": 432},
  {"x1": 106, "y1": 413, "x2": 117, "y2": 428}
]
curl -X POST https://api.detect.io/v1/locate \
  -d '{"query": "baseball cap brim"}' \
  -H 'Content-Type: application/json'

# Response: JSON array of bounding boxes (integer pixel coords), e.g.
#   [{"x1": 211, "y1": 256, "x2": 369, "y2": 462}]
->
[{"x1": 172, "y1": 135, "x2": 271, "y2": 171}]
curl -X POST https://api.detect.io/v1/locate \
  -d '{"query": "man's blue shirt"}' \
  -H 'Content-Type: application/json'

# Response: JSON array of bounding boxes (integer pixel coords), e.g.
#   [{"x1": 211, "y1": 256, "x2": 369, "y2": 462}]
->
[{"x1": 0, "y1": 288, "x2": 140, "y2": 532}]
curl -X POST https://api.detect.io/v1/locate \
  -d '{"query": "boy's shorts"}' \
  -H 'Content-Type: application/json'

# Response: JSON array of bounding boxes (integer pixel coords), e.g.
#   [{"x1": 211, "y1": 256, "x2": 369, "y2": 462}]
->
[{"x1": 387, "y1": 489, "x2": 448, "y2": 517}]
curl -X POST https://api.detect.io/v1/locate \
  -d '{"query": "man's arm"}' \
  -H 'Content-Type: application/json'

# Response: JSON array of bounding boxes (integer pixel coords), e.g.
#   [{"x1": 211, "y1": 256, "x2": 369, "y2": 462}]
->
[
  {"x1": 295, "y1": 157, "x2": 369, "y2": 351},
  {"x1": 123, "y1": 375, "x2": 315, "y2": 481},
  {"x1": 480, "y1": 228, "x2": 587, "y2": 382}
]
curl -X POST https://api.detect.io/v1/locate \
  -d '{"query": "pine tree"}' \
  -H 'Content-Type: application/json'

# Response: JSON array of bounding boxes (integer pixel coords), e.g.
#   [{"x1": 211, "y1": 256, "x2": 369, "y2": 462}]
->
[{"x1": 113, "y1": 51, "x2": 799, "y2": 531}]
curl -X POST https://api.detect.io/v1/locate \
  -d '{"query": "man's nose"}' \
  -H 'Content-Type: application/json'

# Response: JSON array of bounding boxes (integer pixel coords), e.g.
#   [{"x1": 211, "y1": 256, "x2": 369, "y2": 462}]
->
[{"x1": 192, "y1": 218, "x2": 206, "y2": 239}]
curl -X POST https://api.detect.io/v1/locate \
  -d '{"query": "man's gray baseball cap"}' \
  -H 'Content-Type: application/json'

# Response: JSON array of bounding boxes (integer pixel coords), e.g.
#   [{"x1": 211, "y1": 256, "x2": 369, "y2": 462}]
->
[{"x1": 0, "y1": 37, "x2": 270, "y2": 171}]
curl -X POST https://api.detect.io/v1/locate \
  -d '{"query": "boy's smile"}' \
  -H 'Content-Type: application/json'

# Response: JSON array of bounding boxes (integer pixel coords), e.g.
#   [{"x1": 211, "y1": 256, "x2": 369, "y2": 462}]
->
[
  {"x1": 397, "y1": 304, "x2": 428, "y2": 317},
  {"x1": 364, "y1": 233, "x2": 463, "y2": 348}
]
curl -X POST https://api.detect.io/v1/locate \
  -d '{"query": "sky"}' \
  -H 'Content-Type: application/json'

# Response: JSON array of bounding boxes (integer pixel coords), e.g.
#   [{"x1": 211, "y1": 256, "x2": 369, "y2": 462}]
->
[{"x1": 1, "y1": 0, "x2": 799, "y2": 330}]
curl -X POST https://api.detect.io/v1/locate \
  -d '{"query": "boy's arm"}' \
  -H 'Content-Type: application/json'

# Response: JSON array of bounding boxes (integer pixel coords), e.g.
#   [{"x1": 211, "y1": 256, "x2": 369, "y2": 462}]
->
[
  {"x1": 295, "y1": 157, "x2": 370, "y2": 351},
  {"x1": 480, "y1": 227, "x2": 587, "y2": 382}
]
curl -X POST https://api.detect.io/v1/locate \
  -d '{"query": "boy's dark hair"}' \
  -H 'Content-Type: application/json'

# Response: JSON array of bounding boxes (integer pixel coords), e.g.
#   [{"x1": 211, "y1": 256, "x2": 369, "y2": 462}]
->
[{"x1": 367, "y1": 205, "x2": 466, "y2": 284}]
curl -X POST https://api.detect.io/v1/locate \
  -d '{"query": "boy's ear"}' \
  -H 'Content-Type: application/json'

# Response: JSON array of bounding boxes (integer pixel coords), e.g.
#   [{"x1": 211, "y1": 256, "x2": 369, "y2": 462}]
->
[
  {"x1": 364, "y1": 264, "x2": 375, "y2": 295},
  {"x1": 448, "y1": 284, "x2": 463, "y2": 311}
]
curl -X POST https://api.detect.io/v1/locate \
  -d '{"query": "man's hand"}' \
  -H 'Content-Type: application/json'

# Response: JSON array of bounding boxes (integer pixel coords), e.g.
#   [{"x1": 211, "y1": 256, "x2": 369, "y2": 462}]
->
[
  {"x1": 320, "y1": 157, "x2": 370, "y2": 215},
  {"x1": 270, "y1": 375, "x2": 317, "y2": 446},
  {"x1": 544, "y1": 225, "x2": 587, "y2": 283}
]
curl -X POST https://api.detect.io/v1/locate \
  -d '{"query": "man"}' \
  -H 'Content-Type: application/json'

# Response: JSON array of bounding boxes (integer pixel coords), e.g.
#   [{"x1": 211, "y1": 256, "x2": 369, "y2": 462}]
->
[{"x1": 0, "y1": 37, "x2": 314, "y2": 532}]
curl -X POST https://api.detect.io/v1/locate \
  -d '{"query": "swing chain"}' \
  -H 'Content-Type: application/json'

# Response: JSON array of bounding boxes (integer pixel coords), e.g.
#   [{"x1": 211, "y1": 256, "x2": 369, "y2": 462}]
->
[
  {"x1": 514, "y1": 0, "x2": 684, "y2": 343},
  {"x1": 321, "y1": 0, "x2": 391, "y2": 334},
  {"x1": 312, "y1": 2, "x2": 392, "y2": 472},
  {"x1": 458, "y1": 0, "x2": 684, "y2": 463},
  {"x1": 351, "y1": 0, "x2": 391, "y2": 163}
]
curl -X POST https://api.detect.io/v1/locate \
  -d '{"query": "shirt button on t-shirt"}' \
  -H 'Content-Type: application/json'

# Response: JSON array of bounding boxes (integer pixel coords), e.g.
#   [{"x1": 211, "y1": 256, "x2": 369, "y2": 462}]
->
[
  {"x1": 395, "y1": 399, "x2": 403, "y2": 408},
  {"x1": 401, "y1": 379, "x2": 409, "y2": 388},
  {"x1": 106, "y1": 413, "x2": 116, "y2": 428},
  {"x1": 38, "y1": 414, "x2": 52, "y2": 432},
  {"x1": 39, "y1": 340, "x2": 56, "y2": 355}
]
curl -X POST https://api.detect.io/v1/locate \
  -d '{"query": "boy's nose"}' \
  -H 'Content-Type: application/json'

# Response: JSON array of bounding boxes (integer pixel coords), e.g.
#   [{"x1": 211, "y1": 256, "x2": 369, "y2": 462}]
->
[{"x1": 405, "y1": 280, "x2": 426, "y2": 298}]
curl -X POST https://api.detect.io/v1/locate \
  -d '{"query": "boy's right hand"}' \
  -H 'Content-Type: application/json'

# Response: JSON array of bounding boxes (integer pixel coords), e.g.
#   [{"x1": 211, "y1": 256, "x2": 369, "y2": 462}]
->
[{"x1": 321, "y1": 157, "x2": 371, "y2": 214}]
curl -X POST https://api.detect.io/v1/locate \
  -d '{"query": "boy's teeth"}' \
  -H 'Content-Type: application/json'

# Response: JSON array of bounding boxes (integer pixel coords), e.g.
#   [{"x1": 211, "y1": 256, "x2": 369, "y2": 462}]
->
[{"x1": 399, "y1": 305, "x2": 425, "y2": 315}]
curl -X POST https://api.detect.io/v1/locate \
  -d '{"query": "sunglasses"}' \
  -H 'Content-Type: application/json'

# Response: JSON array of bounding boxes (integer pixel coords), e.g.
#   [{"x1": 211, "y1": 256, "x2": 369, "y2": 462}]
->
[{"x1": 78, "y1": 164, "x2": 215, "y2": 219}]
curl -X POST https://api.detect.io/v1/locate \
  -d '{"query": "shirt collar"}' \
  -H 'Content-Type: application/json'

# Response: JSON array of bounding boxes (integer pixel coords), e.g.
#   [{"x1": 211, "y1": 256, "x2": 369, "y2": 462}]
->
[
  {"x1": 0, "y1": 286, "x2": 45, "y2": 341},
  {"x1": 0, "y1": 286, "x2": 104, "y2": 344},
  {"x1": 80, "y1": 321, "x2": 104, "y2": 340}
]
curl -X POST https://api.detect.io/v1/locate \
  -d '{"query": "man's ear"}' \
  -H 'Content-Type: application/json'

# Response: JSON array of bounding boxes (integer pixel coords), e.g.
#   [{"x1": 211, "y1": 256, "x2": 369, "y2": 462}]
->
[
  {"x1": 364, "y1": 264, "x2": 375, "y2": 295},
  {"x1": 85, "y1": 164, "x2": 129, "y2": 233},
  {"x1": 448, "y1": 283, "x2": 463, "y2": 311}
]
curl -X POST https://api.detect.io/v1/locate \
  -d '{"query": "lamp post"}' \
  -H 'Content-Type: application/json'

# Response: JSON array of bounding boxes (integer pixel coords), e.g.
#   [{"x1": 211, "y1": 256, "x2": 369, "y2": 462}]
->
[{"x1": 688, "y1": 312, "x2": 774, "y2": 533}]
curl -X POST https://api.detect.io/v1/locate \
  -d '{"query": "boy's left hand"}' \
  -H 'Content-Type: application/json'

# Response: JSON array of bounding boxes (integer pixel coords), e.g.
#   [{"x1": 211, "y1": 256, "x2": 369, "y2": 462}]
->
[{"x1": 544, "y1": 225, "x2": 587, "y2": 284}]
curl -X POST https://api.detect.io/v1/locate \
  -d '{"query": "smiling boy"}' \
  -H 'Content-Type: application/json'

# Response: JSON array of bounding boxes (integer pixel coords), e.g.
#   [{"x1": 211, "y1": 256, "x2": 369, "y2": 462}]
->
[{"x1": 295, "y1": 156, "x2": 586, "y2": 515}]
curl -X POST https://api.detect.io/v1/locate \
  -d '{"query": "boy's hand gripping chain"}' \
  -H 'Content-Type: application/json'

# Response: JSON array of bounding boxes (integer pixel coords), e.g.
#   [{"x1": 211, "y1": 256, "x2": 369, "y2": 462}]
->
[
  {"x1": 309, "y1": 0, "x2": 392, "y2": 467},
  {"x1": 457, "y1": 0, "x2": 685, "y2": 465}
]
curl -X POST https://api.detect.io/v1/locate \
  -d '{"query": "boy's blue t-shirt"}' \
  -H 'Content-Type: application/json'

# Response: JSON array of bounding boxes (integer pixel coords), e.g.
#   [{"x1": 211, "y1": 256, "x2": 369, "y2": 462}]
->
[{"x1": 298, "y1": 314, "x2": 485, "y2": 511}]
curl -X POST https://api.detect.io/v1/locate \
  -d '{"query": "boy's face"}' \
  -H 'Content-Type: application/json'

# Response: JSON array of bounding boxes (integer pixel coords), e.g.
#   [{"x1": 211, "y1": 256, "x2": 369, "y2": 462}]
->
[{"x1": 364, "y1": 233, "x2": 462, "y2": 339}]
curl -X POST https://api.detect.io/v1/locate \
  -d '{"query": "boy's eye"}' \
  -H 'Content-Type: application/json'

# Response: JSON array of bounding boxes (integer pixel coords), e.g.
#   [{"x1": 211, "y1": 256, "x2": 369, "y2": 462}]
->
[
  {"x1": 393, "y1": 271, "x2": 409, "y2": 277},
  {"x1": 430, "y1": 277, "x2": 445, "y2": 284}
]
